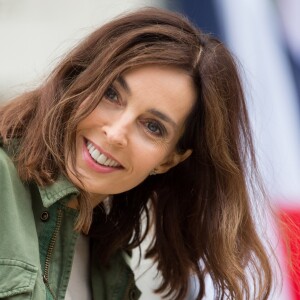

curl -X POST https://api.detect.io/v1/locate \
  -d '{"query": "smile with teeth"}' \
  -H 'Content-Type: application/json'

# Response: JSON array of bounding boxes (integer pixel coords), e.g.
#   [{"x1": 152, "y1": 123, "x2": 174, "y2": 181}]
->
[{"x1": 86, "y1": 141, "x2": 121, "y2": 168}]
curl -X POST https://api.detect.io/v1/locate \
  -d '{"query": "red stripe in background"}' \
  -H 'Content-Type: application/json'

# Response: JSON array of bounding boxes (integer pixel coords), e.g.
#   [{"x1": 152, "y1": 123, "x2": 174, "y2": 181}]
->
[{"x1": 278, "y1": 207, "x2": 300, "y2": 300}]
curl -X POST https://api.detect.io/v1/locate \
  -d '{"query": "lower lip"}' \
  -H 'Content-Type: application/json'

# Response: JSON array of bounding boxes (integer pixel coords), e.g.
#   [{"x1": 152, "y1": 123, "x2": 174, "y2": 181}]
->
[{"x1": 82, "y1": 140, "x2": 122, "y2": 174}]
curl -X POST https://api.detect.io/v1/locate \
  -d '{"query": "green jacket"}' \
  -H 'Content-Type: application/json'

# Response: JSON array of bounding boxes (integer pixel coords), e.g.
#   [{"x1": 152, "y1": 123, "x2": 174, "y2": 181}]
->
[{"x1": 0, "y1": 146, "x2": 141, "y2": 300}]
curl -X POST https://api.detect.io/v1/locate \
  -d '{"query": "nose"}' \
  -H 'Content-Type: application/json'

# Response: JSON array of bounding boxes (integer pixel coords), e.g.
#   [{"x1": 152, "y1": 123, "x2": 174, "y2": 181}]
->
[{"x1": 102, "y1": 118, "x2": 129, "y2": 147}]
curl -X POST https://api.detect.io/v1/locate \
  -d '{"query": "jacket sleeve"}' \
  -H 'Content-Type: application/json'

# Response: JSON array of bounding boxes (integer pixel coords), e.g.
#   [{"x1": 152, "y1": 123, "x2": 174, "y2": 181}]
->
[{"x1": 0, "y1": 148, "x2": 41, "y2": 298}]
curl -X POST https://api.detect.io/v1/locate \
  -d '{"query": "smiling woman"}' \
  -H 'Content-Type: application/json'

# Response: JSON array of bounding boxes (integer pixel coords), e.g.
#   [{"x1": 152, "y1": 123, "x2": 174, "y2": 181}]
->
[
  {"x1": 0, "y1": 7, "x2": 274, "y2": 300},
  {"x1": 67, "y1": 65, "x2": 195, "y2": 202}
]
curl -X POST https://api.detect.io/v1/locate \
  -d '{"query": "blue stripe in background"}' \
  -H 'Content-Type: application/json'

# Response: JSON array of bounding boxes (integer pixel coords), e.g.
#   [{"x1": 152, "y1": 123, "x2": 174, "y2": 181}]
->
[{"x1": 169, "y1": 0, "x2": 223, "y2": 39}]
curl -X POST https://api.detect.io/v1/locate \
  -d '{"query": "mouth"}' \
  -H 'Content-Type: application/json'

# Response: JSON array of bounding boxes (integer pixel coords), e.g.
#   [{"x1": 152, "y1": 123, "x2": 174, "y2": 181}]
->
[{"x1": 85, "y1": 139, "x2": 123, "y2": 168}]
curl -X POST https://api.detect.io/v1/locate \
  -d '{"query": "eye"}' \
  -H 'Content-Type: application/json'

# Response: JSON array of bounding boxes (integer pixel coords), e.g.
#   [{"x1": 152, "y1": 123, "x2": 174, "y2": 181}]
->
[
  {"x1": 144, "y1": 120, "x2": 166, "y2": 137},
  {"x1": 104, "y1": 86, "x2": 119, "y2": 103}
]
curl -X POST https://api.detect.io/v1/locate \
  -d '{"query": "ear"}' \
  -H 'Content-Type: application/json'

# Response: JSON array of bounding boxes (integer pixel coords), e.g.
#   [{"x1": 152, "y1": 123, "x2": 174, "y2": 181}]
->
[{"x1": 156, "y1": 149, "x2": 192, "y2": 174}]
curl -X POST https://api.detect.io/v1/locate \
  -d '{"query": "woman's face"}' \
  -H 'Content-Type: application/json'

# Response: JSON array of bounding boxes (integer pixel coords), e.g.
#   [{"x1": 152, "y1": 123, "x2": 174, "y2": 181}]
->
[{"x1": 67, "y1": 65, "x2": 196, "y2": 201}]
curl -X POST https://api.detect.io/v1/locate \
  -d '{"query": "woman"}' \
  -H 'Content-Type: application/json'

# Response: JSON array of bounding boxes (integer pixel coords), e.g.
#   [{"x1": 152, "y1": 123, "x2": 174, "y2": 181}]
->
[{"x1": 0, "y1": 7, "x2": 273, "y2": 300}]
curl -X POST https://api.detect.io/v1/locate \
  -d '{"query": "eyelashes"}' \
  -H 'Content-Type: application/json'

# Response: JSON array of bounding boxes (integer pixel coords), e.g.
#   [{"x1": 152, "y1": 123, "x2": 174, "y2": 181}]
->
[
  {"x1": 143, "y1": 120, "x2": 166, "y2": 137},
  {"x1": 104, "y1": 86, "x2": 119, "y2": 104}
]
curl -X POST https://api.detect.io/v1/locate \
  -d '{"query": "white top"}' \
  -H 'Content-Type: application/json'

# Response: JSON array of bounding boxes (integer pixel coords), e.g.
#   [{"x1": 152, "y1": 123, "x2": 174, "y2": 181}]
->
[{"x1": 65, "y1": 234, "x2": 92, "y2": 300}]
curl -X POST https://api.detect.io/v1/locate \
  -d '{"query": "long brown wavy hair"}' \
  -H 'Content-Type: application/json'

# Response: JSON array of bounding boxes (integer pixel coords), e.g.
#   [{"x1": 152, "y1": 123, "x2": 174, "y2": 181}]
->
[{"x1": 0, "y1": 7, "x2": 274, "y2": 300}]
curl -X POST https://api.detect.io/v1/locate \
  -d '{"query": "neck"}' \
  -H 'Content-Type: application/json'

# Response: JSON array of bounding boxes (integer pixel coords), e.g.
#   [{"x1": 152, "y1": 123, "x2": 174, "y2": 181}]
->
[
  {"x1": 90, "y1": 193, "x2": 109, "y2": 208},
  {"x1": 67, "y1": 193, "x2": 109, "y2": 210}
]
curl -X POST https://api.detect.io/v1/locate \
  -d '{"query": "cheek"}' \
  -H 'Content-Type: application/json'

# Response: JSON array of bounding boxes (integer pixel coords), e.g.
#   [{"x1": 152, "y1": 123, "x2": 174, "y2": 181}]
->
[
  {"x1": 131, "y1": 144, "x2": 169, "y2": 171},
  {"x1": 78, "y1": 111, "x2": 100, "y2": 128}
]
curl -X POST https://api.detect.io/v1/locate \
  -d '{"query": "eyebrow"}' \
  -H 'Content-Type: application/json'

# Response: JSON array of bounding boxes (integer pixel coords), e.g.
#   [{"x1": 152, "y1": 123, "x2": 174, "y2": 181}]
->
[
  {"x1": 148, "y1": 109, "x2": 177, "y2": 129},
  {"x1": 116, "y1": 76, "x2": 131, "y2": 95}
]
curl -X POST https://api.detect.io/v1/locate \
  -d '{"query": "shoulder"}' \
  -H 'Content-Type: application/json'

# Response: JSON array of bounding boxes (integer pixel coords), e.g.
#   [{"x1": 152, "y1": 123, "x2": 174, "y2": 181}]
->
[
  {"x1": 0, "y1": 145, "x2": 36, "y2": 247},
  {"x1": 0, "y1": 146, "x2": 15, "y2": 170},
  {"x1": 0, "y1": 146, "x2": 32, "y2": 208},
  {"x1": 0, "y1": 146, "x2": 17, "y2": 182},
  {"x1": 0, "y1": 147, "x2": 42, "y2": 298},
  {"x1": 0, "y1": 146, "x2": 22, "y2": 187}
]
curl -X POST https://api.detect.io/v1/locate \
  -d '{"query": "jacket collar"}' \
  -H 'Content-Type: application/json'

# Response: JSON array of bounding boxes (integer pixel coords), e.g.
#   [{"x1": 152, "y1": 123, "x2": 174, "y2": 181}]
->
[{"x1": 38, "y1": 175, "x2": 79, "y2": 208}]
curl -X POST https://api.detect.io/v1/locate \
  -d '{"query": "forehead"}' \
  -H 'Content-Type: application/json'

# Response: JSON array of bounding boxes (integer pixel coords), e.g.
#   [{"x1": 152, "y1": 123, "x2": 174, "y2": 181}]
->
[{"x1": 121, "y1": 65, "x2": 196, "y2": 126}]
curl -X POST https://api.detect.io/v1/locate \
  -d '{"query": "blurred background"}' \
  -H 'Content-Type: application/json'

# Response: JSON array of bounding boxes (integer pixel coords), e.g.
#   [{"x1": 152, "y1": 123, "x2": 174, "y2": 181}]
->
[{"x1": 1, "y1": 0, "x2": 300, "y2": 299}]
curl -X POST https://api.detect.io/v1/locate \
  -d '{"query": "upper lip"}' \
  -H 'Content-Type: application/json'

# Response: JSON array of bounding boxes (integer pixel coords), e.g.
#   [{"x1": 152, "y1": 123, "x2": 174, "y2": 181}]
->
[{"x1": 85, "y1": 138, "x2": 123, "y2": 167}]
